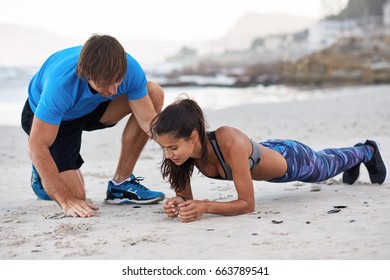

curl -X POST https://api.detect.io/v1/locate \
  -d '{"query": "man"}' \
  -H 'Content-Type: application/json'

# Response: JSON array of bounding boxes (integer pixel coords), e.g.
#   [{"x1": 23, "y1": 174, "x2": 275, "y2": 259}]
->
[{"x1": 21, "y1": 34, "x2": 165, "y2": 218}]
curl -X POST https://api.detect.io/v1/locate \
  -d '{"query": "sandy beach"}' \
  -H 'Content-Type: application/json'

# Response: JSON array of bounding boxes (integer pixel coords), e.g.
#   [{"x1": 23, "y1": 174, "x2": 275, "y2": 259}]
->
[{"x1": 1, "y1": 84, "x2": 390, "y2": 261}]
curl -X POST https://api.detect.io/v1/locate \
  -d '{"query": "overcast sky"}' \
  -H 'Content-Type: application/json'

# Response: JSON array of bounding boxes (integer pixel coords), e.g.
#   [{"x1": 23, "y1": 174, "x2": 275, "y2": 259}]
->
[{"x1": 0, "y1": 0, "x2": 347, "y2": 43}]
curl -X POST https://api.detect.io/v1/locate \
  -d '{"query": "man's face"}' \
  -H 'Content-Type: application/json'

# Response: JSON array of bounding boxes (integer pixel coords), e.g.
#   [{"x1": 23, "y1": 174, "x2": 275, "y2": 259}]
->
[{"x1": 88, "y1": 80, "x2": 122, "y2": 98}]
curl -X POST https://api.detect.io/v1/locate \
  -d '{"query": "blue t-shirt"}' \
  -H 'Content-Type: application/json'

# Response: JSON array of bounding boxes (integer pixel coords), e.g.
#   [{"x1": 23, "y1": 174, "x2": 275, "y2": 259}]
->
[{"x1": 28, "y1": 46, "x2": 148, "y2": 125}]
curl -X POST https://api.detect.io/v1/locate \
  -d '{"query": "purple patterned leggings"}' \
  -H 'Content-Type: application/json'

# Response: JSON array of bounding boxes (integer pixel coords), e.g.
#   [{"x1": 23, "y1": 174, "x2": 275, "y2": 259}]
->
[{"x1": 261, "y1": 140, "x2": 373, "y2": 183}]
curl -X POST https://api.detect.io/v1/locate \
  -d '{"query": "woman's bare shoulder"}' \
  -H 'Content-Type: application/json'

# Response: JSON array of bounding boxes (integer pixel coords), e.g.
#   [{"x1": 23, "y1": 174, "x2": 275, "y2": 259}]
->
[
  {"x1": 215, "y1": 126, "x2": 243, "y2": 134},
  {"x1": 215, "y1": 126, "x2": 249, "y2": 144}
]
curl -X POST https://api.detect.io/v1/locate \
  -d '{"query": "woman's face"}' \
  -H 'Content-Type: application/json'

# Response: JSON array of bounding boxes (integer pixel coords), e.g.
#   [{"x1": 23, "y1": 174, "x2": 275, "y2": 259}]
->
[{"x1": 156, "y1": 134, "x2": 196, "y2": 165}]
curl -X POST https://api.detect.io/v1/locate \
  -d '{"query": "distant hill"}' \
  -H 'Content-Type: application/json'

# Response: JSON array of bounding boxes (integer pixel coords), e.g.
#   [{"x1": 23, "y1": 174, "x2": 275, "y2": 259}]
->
[
  {"x1": 0, "y1": 24, "x2": 182, "y2": 67},
  {"x1": 0, "y1": 24, "x2": 81, "y2": 67},
  {"x1": 328, "y1": 0, "x2": 387, "y2": 19},
  {"x1": 0, "y1": 13, "x2": 317, "y2": 67},
  {"x1": 199, "y1": 13, "x2": 317, "y2": 54}
]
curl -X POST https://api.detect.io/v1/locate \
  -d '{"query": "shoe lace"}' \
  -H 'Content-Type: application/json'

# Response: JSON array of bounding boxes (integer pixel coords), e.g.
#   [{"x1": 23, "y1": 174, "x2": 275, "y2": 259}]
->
[{"x1": 129, "y1": 176, "x2": 148, "y2": 190}]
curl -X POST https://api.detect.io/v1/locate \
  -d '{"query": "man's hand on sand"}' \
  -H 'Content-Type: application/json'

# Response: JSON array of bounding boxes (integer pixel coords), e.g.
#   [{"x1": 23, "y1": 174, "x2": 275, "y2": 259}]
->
[{"x1": 63, "y1": 199, "x2": 99, "y2": 218}]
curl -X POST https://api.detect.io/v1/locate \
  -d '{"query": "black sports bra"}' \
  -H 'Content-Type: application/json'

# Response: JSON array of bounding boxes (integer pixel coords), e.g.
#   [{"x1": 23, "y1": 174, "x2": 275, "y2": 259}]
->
[{"x1": 206, "y1": 131, "x2": 261, "y2": 180}]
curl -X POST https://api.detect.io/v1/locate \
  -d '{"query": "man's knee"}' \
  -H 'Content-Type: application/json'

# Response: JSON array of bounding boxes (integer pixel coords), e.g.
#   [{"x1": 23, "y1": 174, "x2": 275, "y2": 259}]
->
[{"x1": 147, "y1": 81, "x2": 164, "y2": 112}]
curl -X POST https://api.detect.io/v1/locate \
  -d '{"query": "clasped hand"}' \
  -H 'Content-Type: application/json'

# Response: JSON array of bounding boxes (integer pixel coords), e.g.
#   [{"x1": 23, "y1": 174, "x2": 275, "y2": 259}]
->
[{"x1": 163, "y1": 196, "x2": 205, "y2": 222}]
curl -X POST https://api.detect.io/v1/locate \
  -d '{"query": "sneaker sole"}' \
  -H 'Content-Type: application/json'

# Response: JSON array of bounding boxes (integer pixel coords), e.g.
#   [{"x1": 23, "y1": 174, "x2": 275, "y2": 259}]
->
[
  {"x1": 104, "y1": 195, "x2": 165, "y2": 205},
  {"x1": 369, "y1": 139, "x2": 388, "y2": 185}
]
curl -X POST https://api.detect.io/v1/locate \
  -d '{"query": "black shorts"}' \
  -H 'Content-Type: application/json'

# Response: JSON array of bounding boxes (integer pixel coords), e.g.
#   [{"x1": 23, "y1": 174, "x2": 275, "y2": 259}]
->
[{"x1": 21, "y1": 100, "x2": 116, "y2": 172}]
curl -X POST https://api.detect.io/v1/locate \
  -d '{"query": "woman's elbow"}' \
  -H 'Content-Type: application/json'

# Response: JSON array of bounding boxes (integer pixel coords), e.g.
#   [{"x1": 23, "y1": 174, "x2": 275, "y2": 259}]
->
[
  {"x1": 245, "y1": 205, "x2": 255, "y2": 214},
  {"x1": 240, "y1": 200, "x2": 255, "y2": 214}
]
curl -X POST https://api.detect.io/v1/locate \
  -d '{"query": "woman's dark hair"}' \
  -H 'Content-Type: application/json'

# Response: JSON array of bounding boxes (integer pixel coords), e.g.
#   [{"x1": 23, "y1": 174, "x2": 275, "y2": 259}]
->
[
  {"x1": 76, "y1": 34, "x2": 127, "y2": 90},
  {"x1": 151, "y1": 97, "x2": 208, "y2": 193}
]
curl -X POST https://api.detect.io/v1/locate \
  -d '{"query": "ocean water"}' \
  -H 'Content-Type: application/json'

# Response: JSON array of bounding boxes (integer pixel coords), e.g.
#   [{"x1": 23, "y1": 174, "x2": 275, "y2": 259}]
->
[
  {"x1": 0, "y1": 67, "x2": 38, "y2": 126},
  {"x1": 0, "y1": 66, "x2": 355, "y2": 127}
]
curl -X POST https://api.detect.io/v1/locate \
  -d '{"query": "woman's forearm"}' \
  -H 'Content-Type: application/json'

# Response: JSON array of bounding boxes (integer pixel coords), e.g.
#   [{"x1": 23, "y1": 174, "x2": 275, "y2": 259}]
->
[{"x1": 202, "y1": 199, "x2": 255, "y2": 216}]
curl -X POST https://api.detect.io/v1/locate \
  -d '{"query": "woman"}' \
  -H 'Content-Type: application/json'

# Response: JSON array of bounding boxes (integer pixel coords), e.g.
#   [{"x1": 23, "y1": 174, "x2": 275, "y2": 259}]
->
[{"x1": 150, "y1": 97, "x2": 388, "y2": 223}]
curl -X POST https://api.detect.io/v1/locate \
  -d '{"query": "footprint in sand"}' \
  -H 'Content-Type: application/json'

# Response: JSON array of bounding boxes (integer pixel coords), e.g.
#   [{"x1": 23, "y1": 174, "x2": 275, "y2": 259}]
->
[
  {"x1": 44, "y1": 212, "x2": 67, "y2": 219},
  {"x1": 54, "y1": 223, "x2": 92, "y2": 235}
]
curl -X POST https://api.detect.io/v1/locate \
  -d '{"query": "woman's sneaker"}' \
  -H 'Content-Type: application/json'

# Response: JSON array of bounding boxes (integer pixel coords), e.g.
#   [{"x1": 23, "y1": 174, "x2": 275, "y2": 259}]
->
[
  {"x1": 342, "y1": 142, "x2": 364, "y2": 185},
  {"x1": 364, "y1": 139, "x2": 388, "y2": 185},
  {"x1": 31, "y1": 164, "x2": 52, "y2": 200},
  {"x1": 105, "y1": 175, "x2": 165, "y2": 205}
]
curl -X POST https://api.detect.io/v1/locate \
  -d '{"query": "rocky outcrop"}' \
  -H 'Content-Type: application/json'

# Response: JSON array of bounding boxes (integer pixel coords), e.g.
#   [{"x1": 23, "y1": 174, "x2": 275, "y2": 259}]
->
[
  {"x1": 278, "y1": 35, "x2": 390, "y2": 86},
  {"x1": 155, "y1": 34, "x2": 390, "y2": 88}
]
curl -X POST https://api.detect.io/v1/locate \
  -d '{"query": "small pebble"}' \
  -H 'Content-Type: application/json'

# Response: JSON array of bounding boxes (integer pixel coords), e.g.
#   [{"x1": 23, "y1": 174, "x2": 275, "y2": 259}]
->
[
  {"x1": 327, "y1": 209, "x2": 341, "y2": 214},
  {"x1": 272, "y1": 220, "x2": 283, "y2": 224},
  {"x1": 310, "y1": 185, "x2": 322, "y2": 192}
]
